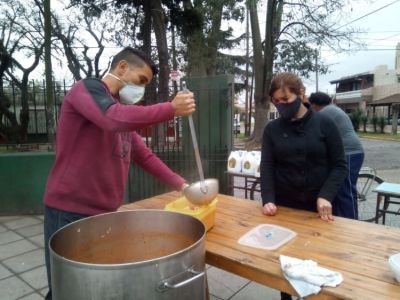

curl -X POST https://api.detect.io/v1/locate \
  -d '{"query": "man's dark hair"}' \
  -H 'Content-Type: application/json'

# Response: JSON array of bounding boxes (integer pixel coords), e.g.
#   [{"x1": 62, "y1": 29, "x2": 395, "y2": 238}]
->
[
  {"x1": 110, "y1": 47, "x2": 159, "y2": 75},
  {"x1": 308, "y1": 92, "x2": 332, "y2": 106}
]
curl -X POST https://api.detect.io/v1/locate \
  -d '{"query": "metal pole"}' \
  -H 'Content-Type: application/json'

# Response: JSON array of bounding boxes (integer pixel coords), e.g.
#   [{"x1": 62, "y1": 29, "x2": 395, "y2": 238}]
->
[{"x1": 315, "y1": 49, "x2": 319, "y2": 92}]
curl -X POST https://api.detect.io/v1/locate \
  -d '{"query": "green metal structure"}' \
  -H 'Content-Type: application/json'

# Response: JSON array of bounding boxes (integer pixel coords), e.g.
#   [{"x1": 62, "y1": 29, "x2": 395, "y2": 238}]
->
[
  {"x1": 0, "y1": 152, "x2": 54, "y2": 214},
  {"x1": 128, "y1": 75, "x2": 234, "y2": 201}
]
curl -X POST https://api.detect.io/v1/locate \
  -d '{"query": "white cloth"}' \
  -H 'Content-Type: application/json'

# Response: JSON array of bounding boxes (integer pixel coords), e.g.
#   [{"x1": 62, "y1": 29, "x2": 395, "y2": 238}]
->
[{"x1": 279, "y1": 255, "x2": 343, "y2": 298}]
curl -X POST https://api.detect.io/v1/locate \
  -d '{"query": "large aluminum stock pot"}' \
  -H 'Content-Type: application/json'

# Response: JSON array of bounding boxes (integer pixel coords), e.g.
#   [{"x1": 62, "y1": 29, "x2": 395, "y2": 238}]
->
[{"x1": 49, "y1": 210, "x2": 207, "y2": 300}]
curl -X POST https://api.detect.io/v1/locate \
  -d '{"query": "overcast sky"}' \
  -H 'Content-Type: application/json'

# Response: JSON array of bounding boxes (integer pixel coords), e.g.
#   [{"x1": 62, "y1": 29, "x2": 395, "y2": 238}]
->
[
  {"x1": 226, "y1": 0, "x2": 400, "y2": 96},
  {"x1": 303, "y1": 0, "x2": 400, "y2": 94}
]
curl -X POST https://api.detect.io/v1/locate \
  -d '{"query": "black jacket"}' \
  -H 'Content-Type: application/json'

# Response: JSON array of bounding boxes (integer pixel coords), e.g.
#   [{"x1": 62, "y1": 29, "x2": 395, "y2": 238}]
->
[{"x1": 260, "y1": 108, "x2": 348, "y2": 210}]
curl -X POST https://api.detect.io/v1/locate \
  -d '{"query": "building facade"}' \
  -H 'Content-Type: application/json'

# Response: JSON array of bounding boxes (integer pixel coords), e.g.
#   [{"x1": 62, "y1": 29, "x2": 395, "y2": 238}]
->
[{"x1": 330, "y1": 43, "x2": 400, "y2": 120}]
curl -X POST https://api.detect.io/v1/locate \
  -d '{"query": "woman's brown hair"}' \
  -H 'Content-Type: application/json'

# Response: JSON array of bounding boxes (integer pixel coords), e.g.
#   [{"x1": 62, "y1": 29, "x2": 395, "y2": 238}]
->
[{"x1": 269, "y1": 72, "x2": 304, "y2": 98}]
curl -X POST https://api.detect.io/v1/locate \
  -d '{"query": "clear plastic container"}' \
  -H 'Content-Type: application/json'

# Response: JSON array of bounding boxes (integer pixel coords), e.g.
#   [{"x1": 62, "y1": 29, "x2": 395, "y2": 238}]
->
[
  {"x1": 165, "y1": 197, "x2": 218, "y2": 231},
  {"x1": 238, "y1": 224, "x2": 297, "y2": 250}
]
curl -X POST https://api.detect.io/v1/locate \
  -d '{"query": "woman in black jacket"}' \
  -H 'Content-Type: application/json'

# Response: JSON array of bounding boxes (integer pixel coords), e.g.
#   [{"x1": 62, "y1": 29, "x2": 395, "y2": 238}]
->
[{"x1": 261, "y1": 72, "x2": 348, "y2": 222}]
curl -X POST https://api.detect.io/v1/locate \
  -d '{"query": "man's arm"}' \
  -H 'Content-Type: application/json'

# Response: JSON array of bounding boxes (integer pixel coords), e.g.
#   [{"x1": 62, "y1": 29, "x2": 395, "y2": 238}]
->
[
  {"x1": 260, "y1": 124, "x2": 276, "y2": 206},
  {"x1": 67, "y1": 79, "x2": 194, "y2": 133},
  {"x1": 130, "y1": 132, "x2": 186, "y2": 191}
]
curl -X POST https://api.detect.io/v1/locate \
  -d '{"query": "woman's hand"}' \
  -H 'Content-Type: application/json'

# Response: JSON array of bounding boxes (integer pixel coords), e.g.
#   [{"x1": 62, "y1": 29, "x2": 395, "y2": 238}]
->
[
  {"x1": 317, "y1": 197, "x2": 334, "y2": 222},
  {"x1": 262, "y1": 202, "x2": 277, "y2": 216}
]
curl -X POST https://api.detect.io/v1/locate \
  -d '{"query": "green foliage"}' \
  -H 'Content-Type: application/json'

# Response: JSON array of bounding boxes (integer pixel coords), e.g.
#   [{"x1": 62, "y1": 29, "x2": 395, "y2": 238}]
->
[
  {"x1": 371, "y1": 115, "x2": 378, "y2": 133},
  {"x1": 270, "y1": 1, "x2": 363, "y2": 77},
  {"x1": 274, "y1": 41, "x2": 328, "y2": 78},
  {"x1": 348, "y1": 109, "x2": 363, "y2": 132},
  {"x1": 378, "y1": 116, "x2": 386, "y2": 133},
  {"x1": 360, "y1": 113, "x2": 368, "y2": 133}
]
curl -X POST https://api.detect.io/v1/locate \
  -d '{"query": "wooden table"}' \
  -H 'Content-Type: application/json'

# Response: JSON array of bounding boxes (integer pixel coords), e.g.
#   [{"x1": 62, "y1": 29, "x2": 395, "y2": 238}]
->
[{"x1": 119, "y1": 192, "x2": 400, "y2": 300}]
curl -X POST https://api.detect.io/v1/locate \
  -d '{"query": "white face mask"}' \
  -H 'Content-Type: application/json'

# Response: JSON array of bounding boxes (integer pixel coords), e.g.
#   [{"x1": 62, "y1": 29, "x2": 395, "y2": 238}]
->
[{"x1": 107, "y1": 73, "x2": 145, "y2": 105}]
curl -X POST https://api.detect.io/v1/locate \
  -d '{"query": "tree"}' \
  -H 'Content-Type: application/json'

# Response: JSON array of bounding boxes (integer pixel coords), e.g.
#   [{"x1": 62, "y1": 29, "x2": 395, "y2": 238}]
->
[
  {"x1": 246, "y1": 0, "x2": 362, "y2": 149},
  {"x1": 168, "y1": 0, "x2": 246, "y2": 76},
  {"x1": 390, "y1": 104, "x2": 399, "y2": 135},
  {"x1": 0, "y1": 0, "x2": 45, "y2": 142},
  {"x1": 35, "y1": 0, "x2": 56, "y2": 148},
  {"x1": 51, "y1": 5, "x2": 109, "y2": 81}
]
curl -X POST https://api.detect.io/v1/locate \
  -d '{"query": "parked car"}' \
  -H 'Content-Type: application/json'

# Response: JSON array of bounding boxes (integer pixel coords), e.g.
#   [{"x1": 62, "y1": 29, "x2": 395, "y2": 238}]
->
[{"x1": 388, "y1": 118, "x2": 400, "y2": 125}]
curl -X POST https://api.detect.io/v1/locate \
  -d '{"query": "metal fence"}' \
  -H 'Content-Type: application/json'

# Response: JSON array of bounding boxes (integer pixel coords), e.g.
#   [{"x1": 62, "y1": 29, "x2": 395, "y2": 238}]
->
[
  {"x1": 0, "y1": 80, "x2": 69, "y2": 145},
  {"x1": 1, "y1": 77, "x2": 233, "y2": 202},
  {"x1": 126, "y1": 145, "x2": 230, "y2": 202},
  {"x1": 0, "y1": 80, "x2": 186, "y2": 147}
]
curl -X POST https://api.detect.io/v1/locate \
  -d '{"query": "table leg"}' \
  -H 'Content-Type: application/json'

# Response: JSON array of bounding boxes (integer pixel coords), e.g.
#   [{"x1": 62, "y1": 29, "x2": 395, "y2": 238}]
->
[
  {"x1": 245, "y1": 176, "x2": 248, "y2": 199},
  {"x1": 382, "y1": 196, "x2": 389, "y2": 225},
  {"x1": 375, "y1": 194, "x2": 381, "y2": 224}
]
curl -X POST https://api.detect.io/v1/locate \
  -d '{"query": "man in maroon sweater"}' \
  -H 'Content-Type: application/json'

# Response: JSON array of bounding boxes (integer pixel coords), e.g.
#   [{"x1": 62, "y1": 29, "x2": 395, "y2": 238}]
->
[{"x1": 43, "y1": 47, "x2": 195, "y2": 299}]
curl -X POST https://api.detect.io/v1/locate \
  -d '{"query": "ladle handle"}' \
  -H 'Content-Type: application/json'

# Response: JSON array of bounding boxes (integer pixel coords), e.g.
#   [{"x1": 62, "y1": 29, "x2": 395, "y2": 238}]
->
[
  {"x1": 188, "y1": 115, "x2": 205, "y2": 183},
  {"x1": 182, "y1": 82, "x2": 207, "y2": 192}
]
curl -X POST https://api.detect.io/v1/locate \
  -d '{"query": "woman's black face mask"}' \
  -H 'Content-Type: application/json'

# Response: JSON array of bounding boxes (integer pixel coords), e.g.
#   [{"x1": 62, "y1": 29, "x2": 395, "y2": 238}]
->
[{"x1": 275, "y1": 96, "x2": 302, "y2": 120}]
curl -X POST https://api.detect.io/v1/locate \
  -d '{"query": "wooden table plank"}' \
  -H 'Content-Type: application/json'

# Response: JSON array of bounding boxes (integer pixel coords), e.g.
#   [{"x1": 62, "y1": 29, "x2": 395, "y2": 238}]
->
[{"x1": 120, "y1": 192, "x2": 400, "y2": 300}]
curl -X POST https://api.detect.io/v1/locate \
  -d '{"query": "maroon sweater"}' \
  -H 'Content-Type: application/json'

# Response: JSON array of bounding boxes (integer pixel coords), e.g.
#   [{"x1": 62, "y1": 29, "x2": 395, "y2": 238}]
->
[{"x1": 44, "y1": 78, "x2": 185, "y2": 215}]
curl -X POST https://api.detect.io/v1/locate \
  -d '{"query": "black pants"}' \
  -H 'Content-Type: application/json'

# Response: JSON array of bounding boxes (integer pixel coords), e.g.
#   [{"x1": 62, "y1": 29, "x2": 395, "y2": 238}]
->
[{"x1": 44, "y1": 206, "x2": 89, "y2": 300}]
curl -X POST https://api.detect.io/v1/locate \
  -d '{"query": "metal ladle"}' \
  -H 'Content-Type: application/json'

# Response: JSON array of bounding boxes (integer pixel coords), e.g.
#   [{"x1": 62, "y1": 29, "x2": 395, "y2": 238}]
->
[{"x1": 181, "y1": 81, "x2": 219, "y2": 206}]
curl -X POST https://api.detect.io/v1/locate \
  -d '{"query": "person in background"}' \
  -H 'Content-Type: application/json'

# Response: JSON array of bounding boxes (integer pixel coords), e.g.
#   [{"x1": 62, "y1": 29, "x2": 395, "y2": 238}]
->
[
  {"x1": 260, "y1": 73, "x2": 348, "y2": 300},
  {"x1": 43, "y1": 47, "x2": 195, "y2": 300},
  {"x1": 309, "y1": 92, "x2": 364, "y2": 219}
]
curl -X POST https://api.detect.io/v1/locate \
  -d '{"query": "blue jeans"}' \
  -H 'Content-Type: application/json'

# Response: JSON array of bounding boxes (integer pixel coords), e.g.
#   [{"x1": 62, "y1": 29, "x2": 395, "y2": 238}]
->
[
  {"x1": 44, "y1": 206, "x2": 89, "y2": 300},
  {"x1": 332, "y1": 152, "x2": 364, "y2": 219}
]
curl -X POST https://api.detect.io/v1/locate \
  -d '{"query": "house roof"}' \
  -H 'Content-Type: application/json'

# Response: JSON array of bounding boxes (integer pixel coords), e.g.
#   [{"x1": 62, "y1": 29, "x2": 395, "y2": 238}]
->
[
  {"x1": 330, "y1": 71, "x2": 373, "y2": 84},
  {"x1": 369, "y1": 93, "x2": 400, "y2": 106}
]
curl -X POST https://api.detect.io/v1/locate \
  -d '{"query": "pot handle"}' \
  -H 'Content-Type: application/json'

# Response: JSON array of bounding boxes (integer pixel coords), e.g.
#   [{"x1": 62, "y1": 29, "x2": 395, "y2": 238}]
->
[{"x1": 157, "y1": 267, "x2": 205, "y2": 292}]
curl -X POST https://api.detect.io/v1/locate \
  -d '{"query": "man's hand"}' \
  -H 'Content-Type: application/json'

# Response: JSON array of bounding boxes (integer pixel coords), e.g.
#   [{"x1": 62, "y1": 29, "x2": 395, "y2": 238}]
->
[
  {"x1": 317, "y1": 197, "x2": 334, "y2": 222},
  {"x1": 171, "y1": 91, "x2": 196, "y2": 116},
  {"x1": 262, "y1": 202, "x2": 277, "y2": 216}
]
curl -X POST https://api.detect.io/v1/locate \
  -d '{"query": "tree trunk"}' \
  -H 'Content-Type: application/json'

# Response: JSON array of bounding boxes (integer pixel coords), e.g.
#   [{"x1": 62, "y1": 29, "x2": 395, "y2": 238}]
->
[
  {"x1": 150, "y1": 0, "x2": 169, "y2": 147},
  {"x1": 187, "y1": 29, "x2": 207, "y2": 77},
  {"x1": 182, "y1": 0, "x2": 207, "y2": 76},
  {"x1": 142, "y1": 2, "x2": 157, "y2": 105},
  {"x1": 391, "y1": 104, "x2": 399, "y2": 135},
  {"x1": 141, "y1": 2, "x2": 159, "y2": 147},
  {"x1": 246, "y1": 0, "x2": 267, "y2": 149},
  {"x1": 205, "y1": 2, "x2": 223, "y2": 75},
  {"x1": 171, "y1": 25, "x2": 178, "y2": 95},
  {"x1": 19, "y1": 79, "x2": 30, "y2": 142},
  {"x1": 246, "y1": 0, "x2": 283, "y2": 149},
  {"x1": 44, "y1": 0, "x2": 55, "y2": 149}
]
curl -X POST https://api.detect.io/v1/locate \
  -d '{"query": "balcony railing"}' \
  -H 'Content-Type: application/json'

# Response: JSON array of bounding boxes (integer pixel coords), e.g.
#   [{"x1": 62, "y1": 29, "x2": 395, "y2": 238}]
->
[{"x1": 335, "y1": 90, "x2": 362, "y2": 104}]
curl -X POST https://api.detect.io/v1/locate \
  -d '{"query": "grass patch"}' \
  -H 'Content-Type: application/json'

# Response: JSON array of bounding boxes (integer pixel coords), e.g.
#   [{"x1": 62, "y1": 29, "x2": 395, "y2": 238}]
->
[
  {"x1": 233, "y1": 132, "x2": 245, "y2": 140},
  {"x1": 358, "y1": 132, "x2": 400, "y2": 141},
  {"x1": 0, "y1": 148, "x2": 16, "y2": 153}
]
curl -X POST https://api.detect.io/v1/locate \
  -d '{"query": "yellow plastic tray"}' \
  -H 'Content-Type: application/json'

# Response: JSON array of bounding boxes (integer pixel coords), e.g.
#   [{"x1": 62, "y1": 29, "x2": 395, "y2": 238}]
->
[{"x1": 165, "y1": 197, "x2": 218, "y2": 231}]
